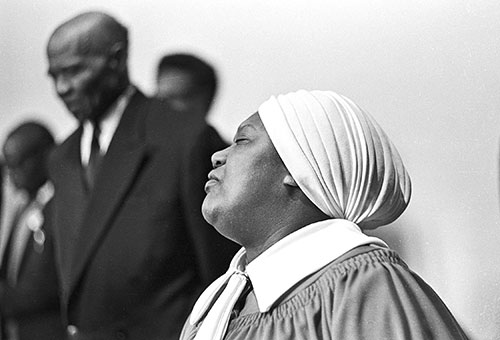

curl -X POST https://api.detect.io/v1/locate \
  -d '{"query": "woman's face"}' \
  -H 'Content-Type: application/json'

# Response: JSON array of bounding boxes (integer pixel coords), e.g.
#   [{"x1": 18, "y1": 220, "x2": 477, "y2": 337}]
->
[{"x1": 202, "y1": 112, "x2": 290, "y2": 246}]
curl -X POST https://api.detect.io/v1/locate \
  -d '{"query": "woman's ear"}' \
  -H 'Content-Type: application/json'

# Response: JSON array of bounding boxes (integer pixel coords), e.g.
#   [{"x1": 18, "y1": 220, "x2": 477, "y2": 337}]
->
[{"x1": 283, "y1": 174, "x2": 298, "y2": 187}]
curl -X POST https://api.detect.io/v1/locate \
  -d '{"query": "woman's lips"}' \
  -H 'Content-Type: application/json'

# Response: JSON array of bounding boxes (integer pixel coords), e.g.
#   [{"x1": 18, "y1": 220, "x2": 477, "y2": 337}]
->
[
  {"x1": 204, "y1": 179, "x2": 218, "y2": 193},
  {"x1": 205, "y1": 171, "x2": 220, "y2": 193}
]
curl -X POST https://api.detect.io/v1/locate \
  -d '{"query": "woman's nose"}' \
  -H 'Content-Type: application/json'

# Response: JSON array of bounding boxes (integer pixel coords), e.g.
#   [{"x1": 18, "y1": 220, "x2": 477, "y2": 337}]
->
[{"x1": 211, "y1": 147, "x2": 229, "y2": 168}]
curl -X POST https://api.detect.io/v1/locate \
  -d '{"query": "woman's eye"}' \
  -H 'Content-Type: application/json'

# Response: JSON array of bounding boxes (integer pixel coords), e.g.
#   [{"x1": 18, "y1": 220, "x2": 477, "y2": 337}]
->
[{"x1": 234, "y1": 138, "x2": 247, "y2": 144}]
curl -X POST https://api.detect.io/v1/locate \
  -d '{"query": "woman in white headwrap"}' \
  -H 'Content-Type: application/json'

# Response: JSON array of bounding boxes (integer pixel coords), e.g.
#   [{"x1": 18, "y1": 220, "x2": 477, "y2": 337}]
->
[{"x1": 180, "y1": 90, "x2": 468, "y2": 340}]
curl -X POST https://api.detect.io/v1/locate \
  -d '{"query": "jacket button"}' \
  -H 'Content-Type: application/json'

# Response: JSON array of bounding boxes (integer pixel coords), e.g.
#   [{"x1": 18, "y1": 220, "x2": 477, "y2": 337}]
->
[
  {"x1": 67, "y1": 325, "x2": 78, "y2": 337},
  {"x1": 116, "y1": 330, "x2": 127, "y2": 340}
]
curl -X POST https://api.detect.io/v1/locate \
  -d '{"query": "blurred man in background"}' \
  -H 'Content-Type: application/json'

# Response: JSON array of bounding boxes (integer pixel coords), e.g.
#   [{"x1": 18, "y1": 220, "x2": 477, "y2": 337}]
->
[
  {"x1": 156, "y1": 53, "x2": 217, "y2": 120},
  {"x1": 0, "y1": 122, "x2": 64, "y2": 340},
  {"x1": 156, "y1": 52, "x2": 228, "y2": 174},
  {"x1": 46, "y1": 11, "x2": 237, "y2": 340}
]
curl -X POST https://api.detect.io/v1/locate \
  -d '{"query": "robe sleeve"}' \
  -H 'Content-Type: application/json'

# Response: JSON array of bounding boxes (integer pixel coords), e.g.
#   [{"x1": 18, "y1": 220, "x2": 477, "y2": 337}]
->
[{"x1": 331, "y1": 255, "x2": 469, "y2": 340}]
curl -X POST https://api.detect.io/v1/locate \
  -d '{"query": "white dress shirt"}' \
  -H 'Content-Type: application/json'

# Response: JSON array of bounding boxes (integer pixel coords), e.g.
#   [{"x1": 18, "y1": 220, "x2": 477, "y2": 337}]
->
[{"x1": 80, "y1": 86, "x2": 136, "y2": 166}]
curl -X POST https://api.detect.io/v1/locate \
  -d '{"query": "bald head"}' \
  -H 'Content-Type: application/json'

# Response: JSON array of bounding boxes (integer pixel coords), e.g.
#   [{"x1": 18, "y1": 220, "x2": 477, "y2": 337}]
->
[
  {"x1": 48, "y1": 11, "x2": 128, "y2": 58},
  {"x1": 46, "y1": 11, "x2": 130, "y2": 123}
]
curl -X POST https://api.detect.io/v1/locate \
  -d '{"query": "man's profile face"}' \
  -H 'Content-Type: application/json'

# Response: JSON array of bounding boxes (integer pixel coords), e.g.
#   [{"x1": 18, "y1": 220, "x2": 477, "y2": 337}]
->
[
  {"x1": 156, "y1": 68, "x2": 207, "y2": 116},
  {"x1": 201, "y1": 112, "x2": 289, "y2": 245},
  {"x1": 47, "y1": 30, "x2": 116, "y2": 123}
]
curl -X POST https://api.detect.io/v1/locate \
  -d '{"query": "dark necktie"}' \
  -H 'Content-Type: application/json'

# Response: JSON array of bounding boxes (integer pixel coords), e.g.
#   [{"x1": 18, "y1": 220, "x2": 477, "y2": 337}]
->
[{"x1": 84, "y1": 123, "x2": 103, "y2": 191}]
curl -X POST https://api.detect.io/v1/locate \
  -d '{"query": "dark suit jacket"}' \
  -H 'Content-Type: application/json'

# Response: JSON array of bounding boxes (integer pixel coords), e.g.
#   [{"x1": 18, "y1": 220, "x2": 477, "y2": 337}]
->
[
  {"x1": 48, "y1": 90, "x2": 238, "y2": 340},
  {"x1": 0, "y1": 200, "x2": 65, "y2": 340}
]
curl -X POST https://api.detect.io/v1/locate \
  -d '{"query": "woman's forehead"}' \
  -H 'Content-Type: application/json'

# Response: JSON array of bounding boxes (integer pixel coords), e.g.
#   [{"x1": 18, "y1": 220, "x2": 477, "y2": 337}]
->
[{"x1": 237, "y1": 112, "x2": 262, "y2": 131}]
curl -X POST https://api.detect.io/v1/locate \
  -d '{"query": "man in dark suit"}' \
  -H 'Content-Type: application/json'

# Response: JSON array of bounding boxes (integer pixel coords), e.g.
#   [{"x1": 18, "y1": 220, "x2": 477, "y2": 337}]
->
[
  {"x1": 0, "y1": 122, "x2": 64, "y2": 340},
  {"x1": 46, "y1": 11, "x2": 238, "y2": 340}
]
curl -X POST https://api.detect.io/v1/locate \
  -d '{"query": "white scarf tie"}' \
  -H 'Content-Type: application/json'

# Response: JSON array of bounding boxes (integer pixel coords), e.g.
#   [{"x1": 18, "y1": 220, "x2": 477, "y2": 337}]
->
[{"x1": 190, "y1": 248, "x2": 248, "y2": 340}]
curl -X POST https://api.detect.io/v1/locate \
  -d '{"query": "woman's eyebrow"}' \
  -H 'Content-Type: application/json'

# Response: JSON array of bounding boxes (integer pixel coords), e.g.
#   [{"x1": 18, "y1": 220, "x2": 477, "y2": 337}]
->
[{"x1": 235, "y1": 123, "x2": 257, "y2": 135}]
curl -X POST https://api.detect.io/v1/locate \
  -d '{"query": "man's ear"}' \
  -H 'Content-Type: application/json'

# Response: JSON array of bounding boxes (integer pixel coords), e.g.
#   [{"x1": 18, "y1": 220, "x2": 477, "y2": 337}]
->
[
  {"x1": 283, "y1": 174, "x2": 298, "y2": 187},
  {"x1": 107, "y1": 42, "x2": 127, "y2": 70}
]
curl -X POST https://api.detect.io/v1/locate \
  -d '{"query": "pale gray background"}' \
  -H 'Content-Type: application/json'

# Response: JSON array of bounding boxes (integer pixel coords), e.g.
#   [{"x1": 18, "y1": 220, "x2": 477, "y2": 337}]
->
[{"x1": 1, "y1": 1, "x2": 499, "y2": 338}]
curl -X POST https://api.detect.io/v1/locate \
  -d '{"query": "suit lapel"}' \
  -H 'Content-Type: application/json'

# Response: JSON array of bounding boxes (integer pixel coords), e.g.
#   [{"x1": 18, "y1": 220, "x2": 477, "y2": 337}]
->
[
  {"x1": 10, "y1": 184, "x2": 54, "y2": 285},
  {"x1": 0, "y1": 181, "x2": 23, "y2": 263},
  {"x1": 52, "y1": 127, "x2": 88, "y2": 297},
  {"x1": 7, "y1": 209, "x2": 33, "y2": 285},
  {"x1": 68, "y1": 92, "x2": 150, "y2": 297}
]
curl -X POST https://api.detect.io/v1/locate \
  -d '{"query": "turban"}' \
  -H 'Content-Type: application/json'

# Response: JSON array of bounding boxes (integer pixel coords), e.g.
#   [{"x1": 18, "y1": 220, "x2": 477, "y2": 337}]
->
[{"x1": 258, "y1": 90, "x2": 411, "y2": 229}]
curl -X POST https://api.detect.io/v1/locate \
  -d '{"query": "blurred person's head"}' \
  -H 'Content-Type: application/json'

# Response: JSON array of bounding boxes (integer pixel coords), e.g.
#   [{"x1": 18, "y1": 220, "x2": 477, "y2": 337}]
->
[
  {"x1": 202, "y1": 90, "x2": 411, "y2": 261},
  {"x1": 46, "y1": 11, "x2": 130, "y2": 124},
  {"x1": 3, "y1": 122, "x2": 55, "y2": 198},
  {"x1": 156, "y1": 53, "x2": 217, "y2": 118}
]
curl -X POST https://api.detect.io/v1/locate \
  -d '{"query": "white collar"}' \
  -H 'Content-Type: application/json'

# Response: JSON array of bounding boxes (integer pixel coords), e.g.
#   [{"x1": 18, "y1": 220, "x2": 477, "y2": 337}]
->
[
  {"x1": 246, "y1": 219, "x2": 387, "y2": 312},
  {"x1": 189, "y1": 219, "x2": 387, "y2": 325},
  {"x1": 19, "y1": 181, "x2": 54, "y2": 232},
  {"x1": 81, "y1": 86, "x2": 136, "y2": 165},
  {"x1": 32, "y1": 181, "x2": 54, "y2": 207},
  {"x1": 7, "y1": 180, "x2": 53, "y2": 210}
]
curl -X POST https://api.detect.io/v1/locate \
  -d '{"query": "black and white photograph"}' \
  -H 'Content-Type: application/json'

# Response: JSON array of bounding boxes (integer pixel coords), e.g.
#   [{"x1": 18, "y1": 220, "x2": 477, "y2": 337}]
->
[{"x1": 0, "y1": 1, "x2": 499, "y2": 339}]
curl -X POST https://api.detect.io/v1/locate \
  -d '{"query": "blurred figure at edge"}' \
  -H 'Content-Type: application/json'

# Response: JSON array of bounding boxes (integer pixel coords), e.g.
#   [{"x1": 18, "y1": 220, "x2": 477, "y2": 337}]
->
[{"x1": 0, "y1": 122, "x2": 64, "y2": 340}]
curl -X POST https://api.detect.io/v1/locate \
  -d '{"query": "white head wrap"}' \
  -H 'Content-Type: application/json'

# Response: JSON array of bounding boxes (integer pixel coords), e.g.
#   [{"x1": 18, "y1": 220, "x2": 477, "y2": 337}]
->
[{"x1": 258, "y1": 90, "x2": 411, "y2": 229}]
